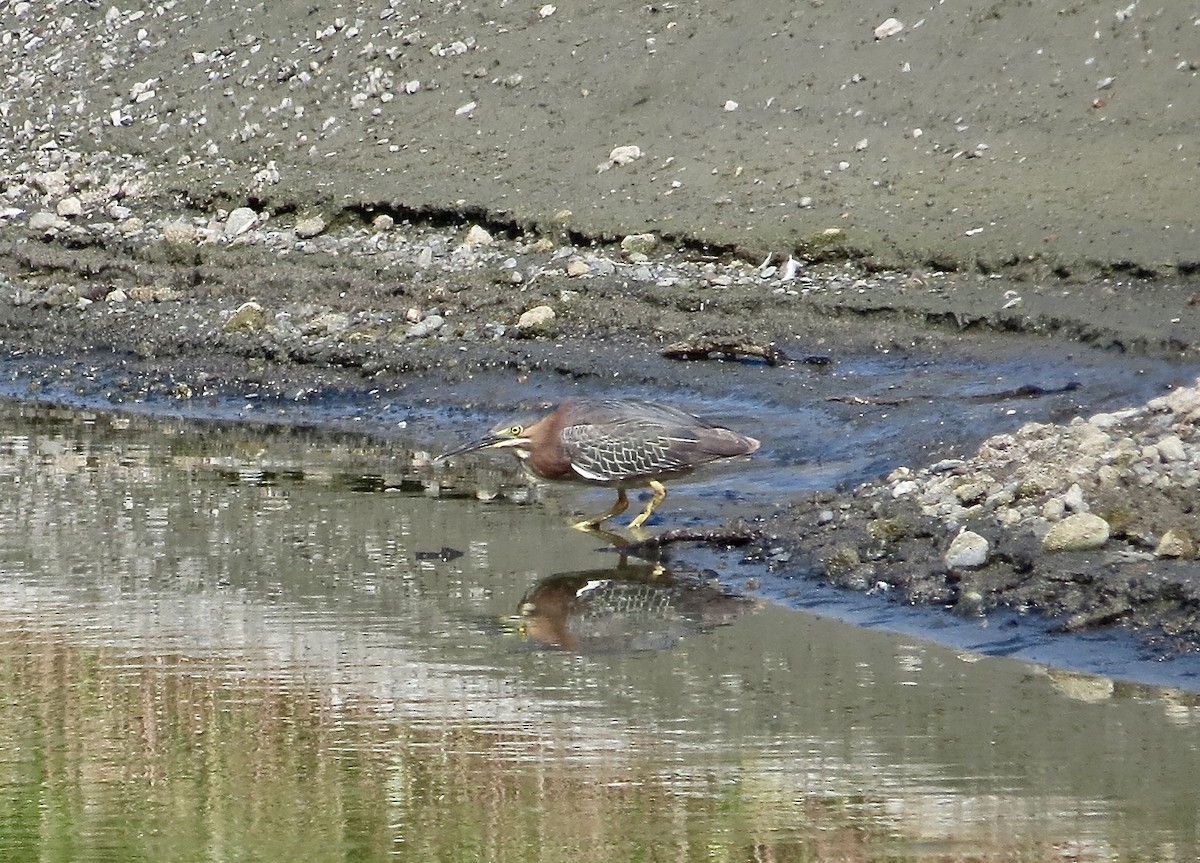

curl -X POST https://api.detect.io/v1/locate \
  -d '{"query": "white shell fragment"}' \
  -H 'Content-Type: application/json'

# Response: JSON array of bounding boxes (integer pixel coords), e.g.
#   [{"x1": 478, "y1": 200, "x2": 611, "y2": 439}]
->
[
  {"x1": 538, "y1": 4, "x2": 557, "y2": 18},
  {"x1": 874, "y1": 17, "x2": 904, "y2": 39},
  {"x1": 598, "y1": 144, "x2": 643, "y2": 172},
  {"x1": 455, "y1": 101, "x2": 477, "y2": 116},
  {"x1": 723, "y1": 100, "x2": 739, "y2": 112},
  {"x1": 224, "y1": 207, "x2": 258, "y2": 237}
]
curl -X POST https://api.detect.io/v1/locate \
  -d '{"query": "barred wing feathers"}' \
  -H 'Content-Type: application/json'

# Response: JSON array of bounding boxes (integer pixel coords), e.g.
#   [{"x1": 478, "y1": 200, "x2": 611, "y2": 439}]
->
[{"x1": 560, "y1": 402, "x2": 758, "y2": 483}]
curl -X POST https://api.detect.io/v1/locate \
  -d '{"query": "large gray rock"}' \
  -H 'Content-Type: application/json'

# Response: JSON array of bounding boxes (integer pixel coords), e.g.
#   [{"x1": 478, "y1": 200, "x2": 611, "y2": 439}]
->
[{"x1": 1042, "y1": 513, "x2": 1110, "y2": 553}]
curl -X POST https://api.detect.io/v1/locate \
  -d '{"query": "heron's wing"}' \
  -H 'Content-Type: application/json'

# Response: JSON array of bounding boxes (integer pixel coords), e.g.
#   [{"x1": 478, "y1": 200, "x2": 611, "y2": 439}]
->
[{"x1": 559, "y1": 415, "x2": 707, "y2": 482}]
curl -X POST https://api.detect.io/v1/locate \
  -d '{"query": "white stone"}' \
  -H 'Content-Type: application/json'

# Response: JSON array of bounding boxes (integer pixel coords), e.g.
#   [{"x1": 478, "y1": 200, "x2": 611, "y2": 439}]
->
[
  {"x1": 224, "y1": 207, "x2": 258, "y2": 237},
  {"x1": 516, "y1": 305, "x2": 555, "y2": 332},
  {"x1": 1155, "y1": 435, "x2": 1187, "y2": 462},
  {"x1": 294, "y1": 216, "x2": 327, "y2": 239},
  {"x1": 163, "y1": 221, "x2": 199, "y2": 244},
  {"x1": 29, "y1": 211, "x2": 65, "y2": 231},
  {"x1": 997, "y1": 507, "x2": 1024, "y2": 527},
  {"x1": 464, "y1": 224, "x2": 493, "y2": 246},
  {"x1": 1062, "y1": 483, "x2": 1087, "y2": 512},
  {"x1": 945, "y1": 530, "x2": 989, "y2": 569},
  {"x1": 1154, "y1": 528, "x2": 1195, "y2": 559},
  {"x1": 620, "y1": 233, "x2": 658, "y2": 255},
  {"x1": 1042, "y1": 497, "x2": 1066, "y2": 521},
  {"x1": 601, "y1": 145, "x2": 643, "y2": 171},
  {"x1": 405, "y1": 314, "x2": 444, "y2": 338},
  {"x1": 31, "y1": 170, "x2": 69, "y2": 197}
]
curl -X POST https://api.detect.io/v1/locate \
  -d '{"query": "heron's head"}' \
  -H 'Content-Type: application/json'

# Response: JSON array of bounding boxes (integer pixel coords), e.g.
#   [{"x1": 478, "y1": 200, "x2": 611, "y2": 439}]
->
[{"x1": 437, "y1": 420, "x2": 536, "y2": 462}]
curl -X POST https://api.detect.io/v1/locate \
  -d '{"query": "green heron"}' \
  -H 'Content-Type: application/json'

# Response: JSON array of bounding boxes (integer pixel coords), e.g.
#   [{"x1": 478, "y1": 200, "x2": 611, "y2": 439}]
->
[{"x1": 439, "y1": 399, "x2": 760, "y2": 529}]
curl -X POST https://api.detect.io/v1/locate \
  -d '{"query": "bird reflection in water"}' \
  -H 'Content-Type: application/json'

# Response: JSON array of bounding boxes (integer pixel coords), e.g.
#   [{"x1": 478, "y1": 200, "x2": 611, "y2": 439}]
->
[{"x1": 510, "y1": 563, "x2": 762, "y2": 653}]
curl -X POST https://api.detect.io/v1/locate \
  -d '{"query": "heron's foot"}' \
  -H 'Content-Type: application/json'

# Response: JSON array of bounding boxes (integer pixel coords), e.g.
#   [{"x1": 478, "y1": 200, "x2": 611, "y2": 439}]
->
[
  {"x1": 625, "y1": 524, "x2": 652, "y2": 543},
  {"x1": 572, "y1": 487, "x2": 629, "y2": 532},
  {"x1": 626, "y1": 480, "x2": 668, "y2": 530},
  {"x1": 571, "y1": 516, "x2": 611, "y2": 531},
  {"x1": 572, "y1": 522, "x2": 632, "y2": 548}
]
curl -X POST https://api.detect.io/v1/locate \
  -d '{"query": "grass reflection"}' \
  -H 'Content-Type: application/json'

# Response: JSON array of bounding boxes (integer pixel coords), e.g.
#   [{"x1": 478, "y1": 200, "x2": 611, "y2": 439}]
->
[{"x1": 1, "y1": 622, "x2": 899, "y2": 863}]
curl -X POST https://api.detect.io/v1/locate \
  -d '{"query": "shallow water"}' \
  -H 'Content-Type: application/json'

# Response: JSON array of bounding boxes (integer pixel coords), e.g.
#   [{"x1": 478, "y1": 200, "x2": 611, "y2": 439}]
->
[{"x1": 1, "y1": 402, "x2": 1199, "y2": 861}]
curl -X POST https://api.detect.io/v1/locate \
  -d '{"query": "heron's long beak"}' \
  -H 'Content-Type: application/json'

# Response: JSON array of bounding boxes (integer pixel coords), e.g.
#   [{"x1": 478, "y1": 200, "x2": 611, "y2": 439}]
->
[
  {"x1": 437, "y1": 432, "x2": 534, "y2": 462},
  {"x1": 436, "y1": 433, "x2": 508, "y2": 461}
]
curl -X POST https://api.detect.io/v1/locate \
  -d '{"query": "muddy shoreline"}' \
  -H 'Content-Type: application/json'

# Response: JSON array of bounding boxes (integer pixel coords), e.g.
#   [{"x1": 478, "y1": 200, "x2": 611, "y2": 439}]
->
[
  {"x1": 2, "y1": 215, "x2": 1199, "y2": 657},
  {"x1": 2, "y1": 1, "x2": 1200, "y2": 658}
]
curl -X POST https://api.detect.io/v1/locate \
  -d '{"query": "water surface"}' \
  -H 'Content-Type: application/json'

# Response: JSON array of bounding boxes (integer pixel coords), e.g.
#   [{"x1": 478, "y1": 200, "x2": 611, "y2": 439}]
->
[{"x1": 0, "y1": 403, "x2": 1198, "y2": 861}]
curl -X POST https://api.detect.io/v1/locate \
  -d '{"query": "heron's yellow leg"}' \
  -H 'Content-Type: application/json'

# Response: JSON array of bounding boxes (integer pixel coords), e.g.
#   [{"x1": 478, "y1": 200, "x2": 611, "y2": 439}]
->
[
  {"x1": 628, "y1": 480, "x2": 667, "y2": 529},
  {"x1": 572, "y1": 488, "x2": 629, "y2": 530}
]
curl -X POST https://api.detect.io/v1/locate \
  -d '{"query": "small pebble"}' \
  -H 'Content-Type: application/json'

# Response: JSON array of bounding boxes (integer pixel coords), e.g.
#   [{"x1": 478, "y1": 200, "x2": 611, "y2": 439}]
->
[
  {"x1": 223, "y1": 301, "x2": 266, "y2": 333},
  {"x1": 294, "y1": 216, "x2": 327, "y2": 239},
  {"x1": 56, "y1": 196, "x2": 83, "y2": 218},
  {"x1": 620, "y1": 233, "x2": 658, "y2": 256},
  {"x1": 515, "y1": 305, "x2": 555, "y2": 334}
]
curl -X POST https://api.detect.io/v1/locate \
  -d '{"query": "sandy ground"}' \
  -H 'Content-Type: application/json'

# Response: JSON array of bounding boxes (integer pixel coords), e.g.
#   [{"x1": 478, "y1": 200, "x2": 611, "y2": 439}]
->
[
  {"x1": 4, "y1": 0, "x2": 1200, "y2": 276},
  {"x1": 2, "y1": 0, "x2": 1200, "y2": 655}
]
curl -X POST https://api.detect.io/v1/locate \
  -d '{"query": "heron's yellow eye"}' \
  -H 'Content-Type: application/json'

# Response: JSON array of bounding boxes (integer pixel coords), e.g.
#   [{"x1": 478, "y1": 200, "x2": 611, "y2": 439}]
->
[{"x1": 509, "y1": 425, "x2": 523, "y2": 437}]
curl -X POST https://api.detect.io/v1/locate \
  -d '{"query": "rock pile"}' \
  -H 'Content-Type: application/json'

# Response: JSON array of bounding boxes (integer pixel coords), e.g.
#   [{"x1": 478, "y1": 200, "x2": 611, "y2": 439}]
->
[
  {"x1": 774, "y1": 377, "x2": 1200, "y2": 647},
  {"x1": 880, "y1": 378, "x2": 1200, "y2": 565}
]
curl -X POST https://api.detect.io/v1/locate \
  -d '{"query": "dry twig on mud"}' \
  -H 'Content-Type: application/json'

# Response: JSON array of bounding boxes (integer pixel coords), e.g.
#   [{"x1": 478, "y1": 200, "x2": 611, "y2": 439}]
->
[
  {"x1": 661, "y1": 338, "x2": 791, "y2": 366},
  {"x1": 616, "y1": 525, "x2": 765, "y2": 558}
]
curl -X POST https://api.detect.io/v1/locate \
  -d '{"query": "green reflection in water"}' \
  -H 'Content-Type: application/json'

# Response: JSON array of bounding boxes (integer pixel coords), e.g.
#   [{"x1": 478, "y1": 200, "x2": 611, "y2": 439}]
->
[
  {"x1": 0, "y1": 401, "x2": 1196, "y2": 862},
  {"x1": 0, "y1": 627, "x2": 876, "y2": 862}
]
